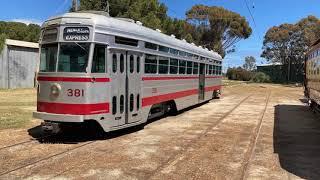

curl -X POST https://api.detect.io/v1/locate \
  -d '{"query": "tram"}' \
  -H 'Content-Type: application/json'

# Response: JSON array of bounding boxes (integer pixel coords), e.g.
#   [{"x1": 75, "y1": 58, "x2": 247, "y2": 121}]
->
[
  {"x1": 33, "y1": 11, "x2": 223, "y2": 133},
  {"x1": 305, "y1": 38, "x2": 320, "y2": 110}
]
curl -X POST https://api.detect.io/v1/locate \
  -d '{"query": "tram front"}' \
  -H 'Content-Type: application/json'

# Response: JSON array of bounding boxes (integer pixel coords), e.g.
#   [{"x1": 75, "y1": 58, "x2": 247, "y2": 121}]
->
[{"x1": 33, "y1": 15, "x2": 110, "y2": 133}]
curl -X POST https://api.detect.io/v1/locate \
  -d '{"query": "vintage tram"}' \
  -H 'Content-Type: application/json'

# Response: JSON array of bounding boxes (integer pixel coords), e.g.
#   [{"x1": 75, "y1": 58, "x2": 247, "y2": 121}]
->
[
  {"x1": 305, "y1": 38, "x2": 320, "y2": 110},
  {"x1": 33, "y1": 11, "x2": 223, "y2": 133}
]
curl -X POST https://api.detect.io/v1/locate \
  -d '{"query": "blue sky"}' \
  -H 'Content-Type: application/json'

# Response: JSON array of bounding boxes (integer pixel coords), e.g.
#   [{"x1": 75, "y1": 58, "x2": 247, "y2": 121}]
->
[{"x1": 0, "y1": 0, "x2": 319, "y2": 70}]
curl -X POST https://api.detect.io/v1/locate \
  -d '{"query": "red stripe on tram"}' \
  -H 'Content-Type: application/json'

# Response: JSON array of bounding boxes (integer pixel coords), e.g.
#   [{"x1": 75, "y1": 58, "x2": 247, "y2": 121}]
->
[
  {"x1": 37, "y1": 77, "x2": 110, "y2": 82},
  {"x1": 37, "y1": 102, "x2": 110, "y2": 115}
]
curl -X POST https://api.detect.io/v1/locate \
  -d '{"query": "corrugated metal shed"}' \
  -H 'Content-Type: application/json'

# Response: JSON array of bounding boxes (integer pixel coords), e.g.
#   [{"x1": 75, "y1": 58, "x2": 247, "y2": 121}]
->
[{"x1": 0, "y1": 39, "x2": 39, "y2": 89}]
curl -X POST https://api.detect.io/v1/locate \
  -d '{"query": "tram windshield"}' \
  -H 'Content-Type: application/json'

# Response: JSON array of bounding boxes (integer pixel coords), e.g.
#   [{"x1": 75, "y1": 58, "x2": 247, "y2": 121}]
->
[
  {"x1": 39, "y1": 43, "x2": 90, "y2": 73},
  {"x1": 58, "y1": 43, "x2": 90, "y2": 72}
]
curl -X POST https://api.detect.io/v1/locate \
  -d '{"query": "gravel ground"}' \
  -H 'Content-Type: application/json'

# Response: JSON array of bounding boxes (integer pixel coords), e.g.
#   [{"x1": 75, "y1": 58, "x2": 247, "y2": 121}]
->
[{"x1": 0, "y1": 83, "x2": 319, "y2": 180}]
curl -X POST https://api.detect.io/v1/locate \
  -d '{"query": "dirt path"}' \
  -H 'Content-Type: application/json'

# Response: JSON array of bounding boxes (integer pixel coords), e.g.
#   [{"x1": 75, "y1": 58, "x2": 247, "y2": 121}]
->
[{"x1": 0, "y1": 84, "x2": 318, "y2": 179}]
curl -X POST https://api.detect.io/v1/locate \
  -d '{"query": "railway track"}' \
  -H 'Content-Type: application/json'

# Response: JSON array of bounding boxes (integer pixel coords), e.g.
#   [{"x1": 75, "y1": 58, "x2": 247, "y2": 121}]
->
[
  {"x1": 0, "y1": 134, "x2": 54, "y2": 151},
  {"x1": 145, "y1": 94, "x2": 253, "y2": 179},
  {"x1": 240, "y1": 90, "x2": 272, "y2": 180}
]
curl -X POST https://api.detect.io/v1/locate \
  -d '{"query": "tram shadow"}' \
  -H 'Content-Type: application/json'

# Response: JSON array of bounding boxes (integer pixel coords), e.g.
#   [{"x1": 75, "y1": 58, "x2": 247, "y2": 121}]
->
[
  {"x1": 274, "y1": 104, "x2": 320, "y2": 179},
  {"x1": 27, "y1": 122, "x2": 144, "y2": 144}
]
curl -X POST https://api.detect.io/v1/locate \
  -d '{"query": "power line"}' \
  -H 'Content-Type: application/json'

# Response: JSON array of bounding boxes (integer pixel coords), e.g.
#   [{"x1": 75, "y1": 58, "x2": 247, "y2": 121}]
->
[{"x1": 243, "y1": 0, "x2": 262, "y2": 41}]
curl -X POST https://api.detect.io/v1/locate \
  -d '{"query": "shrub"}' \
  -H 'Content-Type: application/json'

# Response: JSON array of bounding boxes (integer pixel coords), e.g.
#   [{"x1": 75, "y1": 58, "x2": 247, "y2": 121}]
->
[
  {"x1": 226, "y1": 67, "x2": 253, "y2": 81},
  {"x1": 251, "y1": 72, "x2": 271, "y2": 83}
]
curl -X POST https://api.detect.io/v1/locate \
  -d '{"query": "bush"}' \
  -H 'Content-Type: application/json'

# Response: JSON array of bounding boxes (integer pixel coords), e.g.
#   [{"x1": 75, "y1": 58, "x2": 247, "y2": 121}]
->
[
  {"x1": 226, "y1": 67, "x2": 253, "y2": 81},
  {"x1": 251, "y1": 72, "x2": 271, "y2": 83}
]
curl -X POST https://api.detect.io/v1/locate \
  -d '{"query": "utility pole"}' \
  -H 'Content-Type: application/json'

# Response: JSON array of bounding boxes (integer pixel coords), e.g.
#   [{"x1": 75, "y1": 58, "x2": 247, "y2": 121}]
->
[{"x1": 72, "y1": 0, "x2": 79, "y2": 12}]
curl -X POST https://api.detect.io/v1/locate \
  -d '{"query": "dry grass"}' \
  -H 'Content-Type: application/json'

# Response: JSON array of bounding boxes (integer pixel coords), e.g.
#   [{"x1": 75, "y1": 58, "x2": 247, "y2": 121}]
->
[
  {"x1": 0, "y1": 88, "x2": 36, "y2": 130},
  {"x1": 223, "y1": 79, "x2": 248, "y2": 86}
]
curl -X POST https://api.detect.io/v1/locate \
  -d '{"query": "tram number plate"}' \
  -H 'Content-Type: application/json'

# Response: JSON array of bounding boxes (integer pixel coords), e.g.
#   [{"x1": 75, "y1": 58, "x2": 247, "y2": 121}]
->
[{"x1": 67, "y1": 89, "x2": 84, "y2": 97}]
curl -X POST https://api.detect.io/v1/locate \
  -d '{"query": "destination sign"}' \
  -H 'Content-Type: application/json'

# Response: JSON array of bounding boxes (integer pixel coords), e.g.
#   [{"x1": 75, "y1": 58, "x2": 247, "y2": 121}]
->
[{"x1": 63, "y1": 27, "x2": 90, "y2": 41}]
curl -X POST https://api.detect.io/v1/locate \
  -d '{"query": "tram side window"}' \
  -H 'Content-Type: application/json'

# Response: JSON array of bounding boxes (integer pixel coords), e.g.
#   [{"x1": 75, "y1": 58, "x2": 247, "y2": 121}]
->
[
  {"x1": 112, "y1": 96, "x2": 117, "y2": 115},
  {"x1": 130, "y1": 55, "x2": 134, "y2": 73},
  {"x1": 213, "y1": 65, "x2": 216, "y2": 75},
  {"x1": 120, "y1": 95, "x2": 124, "y2": 114},
  {"x1": 170, "y1": 58, "x2": 179, "y2": 74},
  {"x1": 179, "y1": 60, "x2": 186, "y2": 74},
  {"x1": 145, "y1": 42, "x2": 158, "y2": 50},
  {"x1": 137, "y1": 94, "x2": 140, "y2": 110},
  {"x1": 115, "y1": 36, "x2": 138, "y2": 46},
  {"x1": 187, "y1": 61, "x2": 193, "y2": 74},
  {"x1": 193, "y1": 62, "x2": 199, "y2": 74},
  {"x1": 120, "y1": 54, "x2": 124, "y2": 73},
  {"x1": 145, "y1": 54, "x2": 157, "y2": 74},
  {"x1": 159, "y1": 56, "x2": 169, "y2": 74},
  {"x1": 209, "y1": 65, "x2": 213, "y2": 75},
  {"x1": 130, "y1": 94, "x2": 134, "y2": 112},
  {"x1": 159, "y1": 45, "x2": 169, "y2": 53},
  {"x1": 92, "y1": 44, "x2": 106, "y2": 73},
  {"x1": 206, "y1": 64, "x2": 209, "y2": 75},
  {"x1": 137, "y1": 57, "x2": 140, "y2": 73},
  {"x1": 112, "y1": 54, "x2": 117, "y2": 73},
  {"x1": 40, "y1": 44, "x2": 58, "y2": 72}
]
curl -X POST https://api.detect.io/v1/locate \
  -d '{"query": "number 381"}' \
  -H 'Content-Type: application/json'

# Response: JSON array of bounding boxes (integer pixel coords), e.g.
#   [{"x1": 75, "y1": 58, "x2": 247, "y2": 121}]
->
[{"x1": 67, "y1": 89, "x2": 84, "y2": 97}]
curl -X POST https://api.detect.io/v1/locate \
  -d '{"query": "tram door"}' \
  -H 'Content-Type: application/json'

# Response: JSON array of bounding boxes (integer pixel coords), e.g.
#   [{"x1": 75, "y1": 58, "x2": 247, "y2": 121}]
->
[
  {"x1": 199, "y1": 63, "x2": 205, "y2": 101},
  {"x1": 109, "y1": 50, "x2": 142, "y2": 127}
]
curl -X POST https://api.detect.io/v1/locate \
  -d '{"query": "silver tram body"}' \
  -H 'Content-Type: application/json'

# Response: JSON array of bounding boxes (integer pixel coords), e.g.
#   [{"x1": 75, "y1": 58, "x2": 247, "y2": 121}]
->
[{"x1": 33, "y1": 12, "x2": 223, "y2": 133}]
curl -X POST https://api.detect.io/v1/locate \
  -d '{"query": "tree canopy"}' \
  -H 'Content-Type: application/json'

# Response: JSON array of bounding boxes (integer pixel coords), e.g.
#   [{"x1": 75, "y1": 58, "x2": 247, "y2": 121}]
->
[
  {"x1": 0, "y1": 21, "x2": 41, "y2": 51},
  {"x1": 79, "y1": 0, "x2": 252, "y2": 57},
  {"x1": 261, "y1": 15, "x2": 320, "y2": 82},
  {"x1": 243, "y1": 56, "x2": 256, "y2": 71}
]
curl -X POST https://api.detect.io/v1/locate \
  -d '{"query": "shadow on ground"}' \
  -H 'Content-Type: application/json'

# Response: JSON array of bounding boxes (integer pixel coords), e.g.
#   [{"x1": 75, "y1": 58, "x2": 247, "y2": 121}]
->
[
  {"x1": 28, "y1": 100, "x2": 211, "y2": 144},
  {"x1": 274, "y1": 104, "x2": 320, "y2": 179}
]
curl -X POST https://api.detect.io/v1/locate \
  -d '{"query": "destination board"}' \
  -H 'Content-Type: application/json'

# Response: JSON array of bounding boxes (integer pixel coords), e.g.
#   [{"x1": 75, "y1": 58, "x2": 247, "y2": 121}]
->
[{"x1": 63, "y1": 27, "x2": 90, "y2": 41}]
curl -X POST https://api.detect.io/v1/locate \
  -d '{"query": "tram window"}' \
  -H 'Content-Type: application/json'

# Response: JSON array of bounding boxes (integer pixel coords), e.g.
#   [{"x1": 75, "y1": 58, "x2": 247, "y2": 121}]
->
[
  {"x1": 159, "y1": 56, "x2": 169, "y2": 74},
  {"x1": 179, "y1": 51, "x2": 187, "y2": 57},
  {"x1": 213, "y1": 65, "x2": 216, "y2": 75},
  {"x1": 130, "y1": 94, "x2": 134, "y2": 112},
  {"x1": 130, "y1": 55, "x2": 134, "y2": 73},
  {"x1": 120, "y1": 54, "x2": 124, "y2": 73},
  {"x1": 193, "y1": 55, "x2": 199, "y2": 60},
  {"x1": 193, "y1": 62, "x2": 199, "y2": 74},
  {"x1": 187, "y1": 61, "x2": 193, "y2": 74},
  {"x1": 112, "y1": 54, "x2": 117, "y2": 73},
  {"x1": 92, "y1": 44, "x2": 106, "y2": 73},
  {"x1": 209, "y1": 65, "x2": 213, "y2": 75},
  {"x1": 187, "y1": 53, "x2": 193, "y2": 58},
  {"x1": 137, "y1": 94, "x2": 140, "y2": 110},
  {"x1": 159, "y1": 45, "x2": 169, "y2": 53},
  {"x1": 170, "y1": 58, "x2": 179, "y2": 74},
  {"x1": 206, "y1": 64, "x2": 209, "y2": 75},
  {"x1": 145, "y1": 42, "x2": 158, "y2": 50},
  {"x1": 58, "y1": 43, "x2": 90, "y2": 72},
  {"x1": 170, "y1": 48, "x2": 179, "y2": 55},
  {"x1": 40, "y1": 44, "x2": 58, "y2": 72},
  {"x1": 120, "y1": 95, "x2": 124, "y2": 114},
  {"x1": 179, "y1": 60, "x2": 186, "y2": 74},
  {"x1": 137, "y1": 56, "x2": 140, "y2": 73},
  {"x1": 115, "y1": 36, "x2": 138, "y2": 46},
  {"x1": 145, "y1": 54, "x2": 157, "y2": 74},
  {"x1": 112, "y1": 96, "x2": 117, "y2": 115}
]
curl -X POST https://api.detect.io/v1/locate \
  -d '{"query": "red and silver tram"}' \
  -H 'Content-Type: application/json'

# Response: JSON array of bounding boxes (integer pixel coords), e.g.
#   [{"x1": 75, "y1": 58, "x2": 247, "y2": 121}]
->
[
  {"x1": 305, "y1": 39, "x2": 320, "y2": 110},
  {"x1": 33, "y1": 11, "x2": 223, "y2": 133}
]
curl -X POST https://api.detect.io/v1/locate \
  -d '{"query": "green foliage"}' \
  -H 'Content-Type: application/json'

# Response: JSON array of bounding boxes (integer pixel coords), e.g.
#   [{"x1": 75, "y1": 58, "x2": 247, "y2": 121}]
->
[
  {"x1": 226, "y1": 67, "x2": 253, "y2": 81},
  {"x1": 79, "y1": 1, "x2": 252, "y2": 57},
  {"x1": 243, "y1": 56, "x2": 256, "y2": 71},
  {"x1": 186, "y1": 5, "x2": 252, "y2": 57},
  {"x1": 251, "y1": 72, "x2": 271, "y2": 83},
  {"x1": 261, "y1": 15, "x2": 320, "y2": 82},
  {"x1": 0, "y1": 21, "x2": 40, "y2": 51},
  {"x1": 0, "y1": 33, "x2": 6, "y2": 52}
]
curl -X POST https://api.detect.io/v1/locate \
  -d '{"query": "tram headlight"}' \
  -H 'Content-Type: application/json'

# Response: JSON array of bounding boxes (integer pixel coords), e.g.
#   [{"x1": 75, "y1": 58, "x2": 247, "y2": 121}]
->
[{"x1": 50, "y1": 83, "x2": 61, "y2": 98}]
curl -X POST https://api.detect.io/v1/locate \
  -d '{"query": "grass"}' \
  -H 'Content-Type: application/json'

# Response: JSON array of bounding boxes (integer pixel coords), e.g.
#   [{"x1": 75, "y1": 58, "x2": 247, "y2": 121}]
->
[
  {"x1": 0, "y1": 88, "x2": 36, "y2": 130},
  {"x1": 223, "y1": 79, "x2": 249, "y2": 86}
]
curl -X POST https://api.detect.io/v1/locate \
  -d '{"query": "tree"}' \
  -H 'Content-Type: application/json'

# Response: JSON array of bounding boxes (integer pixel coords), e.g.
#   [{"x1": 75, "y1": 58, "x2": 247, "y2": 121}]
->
[
  {"x1": 261, "y1": 16, "x2": 320, "y2": 82},
  {"x1": 243, "y1": 56, "x2": 256, "y2": 71},
  {"x1": 186, "y1": 5, "x2": 252, "y2": 57}
]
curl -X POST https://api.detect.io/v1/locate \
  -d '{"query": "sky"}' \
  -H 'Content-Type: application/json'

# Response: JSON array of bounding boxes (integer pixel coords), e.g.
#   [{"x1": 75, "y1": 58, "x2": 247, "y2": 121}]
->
[{"x1": 0, "y1": 0, "x2": 319, "y2": 71}]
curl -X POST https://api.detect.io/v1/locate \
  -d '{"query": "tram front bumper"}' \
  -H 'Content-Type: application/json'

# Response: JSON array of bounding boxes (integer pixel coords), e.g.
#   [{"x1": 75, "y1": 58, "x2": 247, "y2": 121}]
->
[{"x1": 33, "y1": 111, "x2": 84, "y2": 123}]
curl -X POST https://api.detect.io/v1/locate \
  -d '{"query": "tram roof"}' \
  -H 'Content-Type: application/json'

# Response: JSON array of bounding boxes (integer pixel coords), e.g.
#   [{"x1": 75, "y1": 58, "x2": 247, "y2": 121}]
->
[{"x1": 44, "y1": 12, "x2": 222, "y2": 61}]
